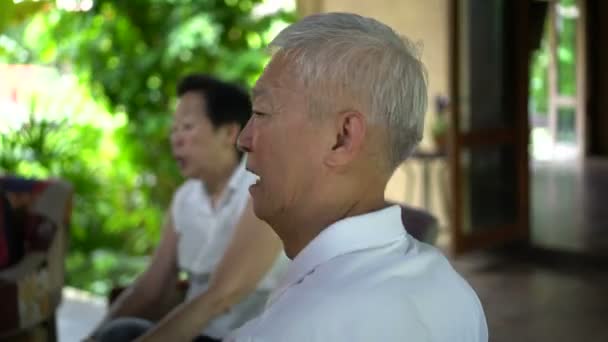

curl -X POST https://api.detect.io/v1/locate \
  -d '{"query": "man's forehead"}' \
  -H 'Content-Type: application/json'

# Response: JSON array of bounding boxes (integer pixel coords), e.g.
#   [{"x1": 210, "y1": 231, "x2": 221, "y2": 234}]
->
[
  {"x1": 252, "y1": 85, "x2": 305, "y2": 112},
  {"x1": 251, "y1": 85, "x2": 274, "y2": 111},
  {"x1": 252, "y1": 77, "x2": 302, "y2": 101},
  {"x1": 253, "y1": 56, "x2": 303, "y2": 97}
]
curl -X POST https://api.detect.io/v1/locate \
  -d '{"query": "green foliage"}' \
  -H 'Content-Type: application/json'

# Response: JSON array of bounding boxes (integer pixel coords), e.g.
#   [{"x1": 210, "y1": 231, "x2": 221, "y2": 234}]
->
[
  {"x1": 529, "y1": 0, "x2": 578, "y2": 116},
  {"x1": 3, "y1": 1, "x2": 293, "y2": 209},
  {"x1": 0, "y1": 0, "x2": 48, "y2": 35},
  {"x1": 0, "y1": 108, "x2": 160, "y2": 292},
  {"x1": 530, "y1": 39, "x2": 549, "y2": 115},
  {"x1": 556, "y1": 13, "x2": 577, "y2": 97},
  {"x1": 0, "y1": 0, "x2": 294, "y2": 295}
]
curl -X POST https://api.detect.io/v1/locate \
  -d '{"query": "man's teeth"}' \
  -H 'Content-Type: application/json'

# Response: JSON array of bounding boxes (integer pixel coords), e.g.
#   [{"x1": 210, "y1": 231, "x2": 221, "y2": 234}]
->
[{"x1": 255, "y1": 175, "x2": 261, "y2": 183}]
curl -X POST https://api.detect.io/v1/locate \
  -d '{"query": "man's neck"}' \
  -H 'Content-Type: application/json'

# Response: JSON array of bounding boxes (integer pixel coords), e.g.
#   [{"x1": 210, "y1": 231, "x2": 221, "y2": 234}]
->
[{"x1": 276, "y1": 185, "x2": 388, "y2": 259}]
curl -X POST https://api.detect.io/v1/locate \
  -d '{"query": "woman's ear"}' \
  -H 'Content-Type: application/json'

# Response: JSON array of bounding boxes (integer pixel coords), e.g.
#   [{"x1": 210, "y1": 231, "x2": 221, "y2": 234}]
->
[
  {"x1": 220, "y1": 123, "x2": 241, "y2": 146},
  {"x1": 325, "y1": 110, "x2": 367, "y2": 168}
]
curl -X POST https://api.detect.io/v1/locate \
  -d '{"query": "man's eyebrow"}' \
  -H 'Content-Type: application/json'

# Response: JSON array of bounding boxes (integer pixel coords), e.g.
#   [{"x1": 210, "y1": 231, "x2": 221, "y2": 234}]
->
[{"x1": 251, "y1": 87, "x2": 277, "y2": 111}]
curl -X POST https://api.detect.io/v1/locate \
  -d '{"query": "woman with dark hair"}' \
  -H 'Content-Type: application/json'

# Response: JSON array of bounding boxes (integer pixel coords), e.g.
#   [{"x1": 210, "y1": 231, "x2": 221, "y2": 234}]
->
[{"x1": 87, "y1": 74, "x2": 286, "y2": 342}]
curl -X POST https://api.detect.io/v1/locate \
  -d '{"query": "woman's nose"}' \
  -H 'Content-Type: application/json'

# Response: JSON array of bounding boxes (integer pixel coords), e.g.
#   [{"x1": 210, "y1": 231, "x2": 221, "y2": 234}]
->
[{"x1": 171, "y1": 133, "x2": 184, "y2": 148}]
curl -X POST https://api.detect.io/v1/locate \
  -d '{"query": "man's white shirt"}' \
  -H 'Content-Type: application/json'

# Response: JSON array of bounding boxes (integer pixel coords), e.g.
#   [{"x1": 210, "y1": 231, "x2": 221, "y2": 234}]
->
[{"x1": 227, "y1": 205, "x2": 488, "y2": 342}]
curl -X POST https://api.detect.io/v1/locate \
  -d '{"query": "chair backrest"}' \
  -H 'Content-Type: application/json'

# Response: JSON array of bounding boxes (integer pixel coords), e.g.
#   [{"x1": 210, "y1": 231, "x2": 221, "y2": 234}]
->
[
  {"x1": 0, "y1": 177, "x2": 72, "y2": 253},
  {"x1": 0, "y1": 191, "x2": 24, "y2": 269},
  {"x1": 0, "y1": 176, "x2": 73, "y2": 337},
  {"x1": 400, "y1": 205, "x2": 439, "y2": 245}
]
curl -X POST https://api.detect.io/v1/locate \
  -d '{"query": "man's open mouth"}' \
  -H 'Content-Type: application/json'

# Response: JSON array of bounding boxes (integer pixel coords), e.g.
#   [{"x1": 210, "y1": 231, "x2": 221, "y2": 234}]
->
[{"x1": 247, "y1": 167, "x2": 262, "y2": 185}]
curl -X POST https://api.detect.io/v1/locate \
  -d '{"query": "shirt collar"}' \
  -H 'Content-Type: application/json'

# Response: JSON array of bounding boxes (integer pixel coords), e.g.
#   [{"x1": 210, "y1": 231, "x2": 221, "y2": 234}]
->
[
  {"x1": 226, "y1": 156, "x2": 249, "y2": 192},
  {"x1": 276, "y1": 205, "x2": 407, "y2": 294},
  {"x1": 210, "y1": 157, "x2": 251, "y2": 210}
]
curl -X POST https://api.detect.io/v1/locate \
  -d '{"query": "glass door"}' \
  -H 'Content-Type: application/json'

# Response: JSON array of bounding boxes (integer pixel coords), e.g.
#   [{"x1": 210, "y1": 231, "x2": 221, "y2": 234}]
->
[{"x1": 448, "y1": 0, "x2": 530, "y2": 254}]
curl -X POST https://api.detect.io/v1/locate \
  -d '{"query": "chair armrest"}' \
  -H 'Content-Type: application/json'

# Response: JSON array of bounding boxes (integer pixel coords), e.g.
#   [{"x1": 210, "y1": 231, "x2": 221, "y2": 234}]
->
[{"x1": 0, "y1": 252, "x2": 59, "y2": 337}]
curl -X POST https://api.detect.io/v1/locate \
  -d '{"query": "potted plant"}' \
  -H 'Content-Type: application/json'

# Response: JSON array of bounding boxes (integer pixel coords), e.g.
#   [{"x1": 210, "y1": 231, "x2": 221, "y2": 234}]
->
[{"x1": 431, "y1": 95, "x2": 450, "y2": 153}]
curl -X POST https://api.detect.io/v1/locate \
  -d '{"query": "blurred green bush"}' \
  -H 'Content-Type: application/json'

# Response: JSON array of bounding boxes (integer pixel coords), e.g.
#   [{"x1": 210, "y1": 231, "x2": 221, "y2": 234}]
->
[{"x1": 0, "y1": 0, "x2": 294, "y2": 295}]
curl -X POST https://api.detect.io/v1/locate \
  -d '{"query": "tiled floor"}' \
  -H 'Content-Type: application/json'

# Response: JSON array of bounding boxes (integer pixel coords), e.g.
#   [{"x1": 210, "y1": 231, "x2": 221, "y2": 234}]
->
[
  {"x1": 57, "y1": 288, "x2": 106, "y2": 341},
  {"x1": 452, "y1": 247, "x2": 608, "y2": 342},
  {"x1": 531, "y1": 158, "x2": 608, "y2": 256}
]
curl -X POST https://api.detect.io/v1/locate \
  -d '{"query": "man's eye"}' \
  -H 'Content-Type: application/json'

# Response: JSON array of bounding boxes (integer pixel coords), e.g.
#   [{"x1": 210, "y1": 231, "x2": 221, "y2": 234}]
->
[{"x1": 253, "y1": 111, "x2": 268, "y2": 117}]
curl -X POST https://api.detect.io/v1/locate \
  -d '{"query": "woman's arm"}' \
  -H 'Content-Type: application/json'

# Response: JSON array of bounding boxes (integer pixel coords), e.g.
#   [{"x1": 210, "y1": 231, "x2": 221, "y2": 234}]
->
[
  {"x1": 88, "y1": 213, "x2": 180, "y2": 338},
  {"x1": 136, "y1": 199, "x2": 283, "y2": 341}
]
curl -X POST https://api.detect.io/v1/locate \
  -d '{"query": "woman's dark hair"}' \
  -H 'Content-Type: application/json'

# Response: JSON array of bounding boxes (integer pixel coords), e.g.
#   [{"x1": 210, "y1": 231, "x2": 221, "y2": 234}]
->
[{"x1": 177, "y1": 74, "x2": 251, "y2": 130}]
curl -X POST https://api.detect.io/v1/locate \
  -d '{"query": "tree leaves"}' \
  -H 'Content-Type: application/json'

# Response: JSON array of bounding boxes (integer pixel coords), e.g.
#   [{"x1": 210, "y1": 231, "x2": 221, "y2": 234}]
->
[{"x1": 0, "y1": 0, "x2": 294, "y2": 294}]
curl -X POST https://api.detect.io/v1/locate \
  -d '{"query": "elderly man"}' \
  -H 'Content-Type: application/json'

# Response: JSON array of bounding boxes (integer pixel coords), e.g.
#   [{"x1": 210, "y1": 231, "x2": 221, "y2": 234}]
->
[{"x1": 229, "y1": 12, "x2": 488, "y2": 342}]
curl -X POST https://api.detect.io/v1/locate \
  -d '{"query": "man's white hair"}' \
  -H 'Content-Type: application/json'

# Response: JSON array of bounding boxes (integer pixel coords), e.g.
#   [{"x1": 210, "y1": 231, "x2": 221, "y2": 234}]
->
[{"x1": 269, "y1": 12, "x2": 428, "y2": 169}]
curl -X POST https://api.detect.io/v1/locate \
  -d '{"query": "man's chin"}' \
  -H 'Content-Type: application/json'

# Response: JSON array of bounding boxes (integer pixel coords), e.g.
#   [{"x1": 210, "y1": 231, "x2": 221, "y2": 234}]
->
[
  {"x1": 251, "y1": 200, "x2": 271, "y2": 222},
  {"x1": 251, "y1": 202, "x2": 265, "y2": 220}
]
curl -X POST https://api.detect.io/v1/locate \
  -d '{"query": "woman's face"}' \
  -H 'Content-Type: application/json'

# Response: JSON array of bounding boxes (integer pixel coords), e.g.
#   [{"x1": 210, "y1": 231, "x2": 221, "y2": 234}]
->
[{"x1": 170, "y1": 92, "x2": 224, "y2": 179}]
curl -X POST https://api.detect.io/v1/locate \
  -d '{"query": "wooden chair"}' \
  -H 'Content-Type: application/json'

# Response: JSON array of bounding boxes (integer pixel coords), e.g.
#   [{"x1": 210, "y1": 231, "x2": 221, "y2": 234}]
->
[
  {"x1": 400, "y1": 204, "x2": 439, "y2": 245},
  {"x1": 0, "y1": 176, "x2": 73, "y2": 342}
]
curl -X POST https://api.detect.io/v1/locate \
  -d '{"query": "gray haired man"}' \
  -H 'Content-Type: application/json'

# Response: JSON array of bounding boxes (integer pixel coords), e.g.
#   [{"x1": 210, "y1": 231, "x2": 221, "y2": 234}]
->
[{"x1": 230, "y1": 12, "x2": 488, "y2": 342}]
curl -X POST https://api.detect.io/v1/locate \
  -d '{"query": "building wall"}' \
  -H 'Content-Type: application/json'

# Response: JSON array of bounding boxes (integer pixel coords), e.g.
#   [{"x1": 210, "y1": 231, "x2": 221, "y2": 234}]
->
[
  {"x1": 320, "y1": 0, "x2": 450, "y2": 117},
  {"x1": 596, "y1": 0, "x2": 608, "y2": 155},
  {"x1": 296, "y1": 0, "x2": 452, "y2": 223}
]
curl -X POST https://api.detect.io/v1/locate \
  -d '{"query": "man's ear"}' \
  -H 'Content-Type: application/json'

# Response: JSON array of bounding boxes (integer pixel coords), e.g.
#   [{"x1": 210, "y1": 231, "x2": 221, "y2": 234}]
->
[{"x1": 324, "y1": 110, "x2": 367, "y2": 168}]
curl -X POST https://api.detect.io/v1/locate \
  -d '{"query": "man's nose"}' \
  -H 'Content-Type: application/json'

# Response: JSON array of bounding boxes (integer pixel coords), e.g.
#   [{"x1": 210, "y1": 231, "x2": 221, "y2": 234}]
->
[{"x1": 237, "y1": 119, "x2": 253, "y2": 153}]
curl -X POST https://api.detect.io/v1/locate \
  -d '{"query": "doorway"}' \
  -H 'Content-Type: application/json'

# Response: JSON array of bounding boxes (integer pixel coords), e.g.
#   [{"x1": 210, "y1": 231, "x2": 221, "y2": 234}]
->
[
  {"x1": 447, "y1": 0, "x2": 530, "y2": 254},
  {"x1": 529, "y1": 0, "x2": 608, "y2": 256},
  {"x1": 529, "y1": 0, "x2": 585, "y2": 162}
]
